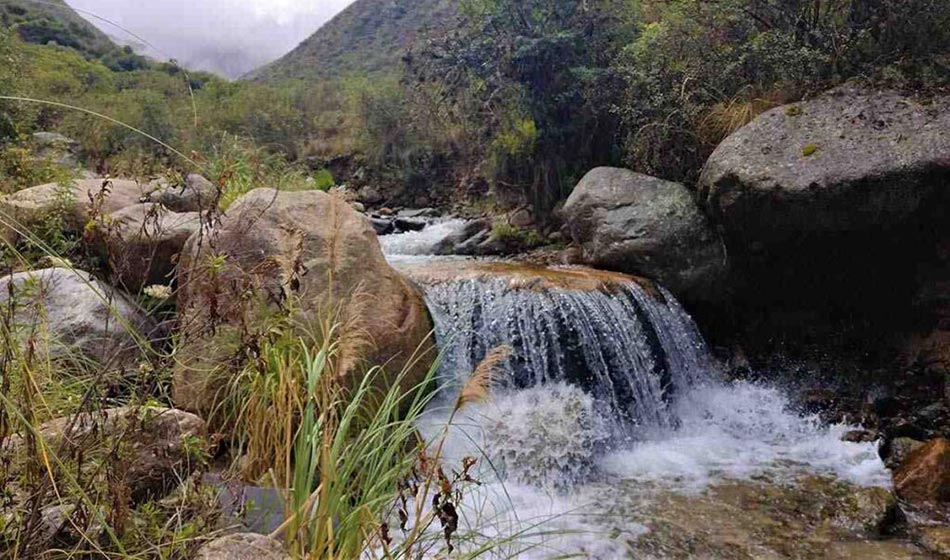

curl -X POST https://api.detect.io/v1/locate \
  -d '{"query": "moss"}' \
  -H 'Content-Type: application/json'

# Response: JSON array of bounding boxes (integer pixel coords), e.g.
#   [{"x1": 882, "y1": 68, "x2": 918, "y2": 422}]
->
[
  {"x1": 785, "y1": 105, "x2": 803, "y2": 117},
  {"x1": 802, "y1": 143, "x2": 819, "y2": 157}
]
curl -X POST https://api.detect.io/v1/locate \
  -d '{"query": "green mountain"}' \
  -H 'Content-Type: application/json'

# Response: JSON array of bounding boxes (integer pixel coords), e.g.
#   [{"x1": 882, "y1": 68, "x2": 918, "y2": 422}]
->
[
  {"x1": 248, "y1": 0, "x2": 457, "y2": 82},
  {"x1": 0, "y1": 0, "x2": 117, "y2": 58}
]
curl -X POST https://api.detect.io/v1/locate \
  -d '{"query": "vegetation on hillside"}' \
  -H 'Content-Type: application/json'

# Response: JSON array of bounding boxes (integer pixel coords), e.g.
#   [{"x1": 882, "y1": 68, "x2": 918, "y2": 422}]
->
[{"x1": 248, "y1": 0, "x2": 457, "y2": 82}]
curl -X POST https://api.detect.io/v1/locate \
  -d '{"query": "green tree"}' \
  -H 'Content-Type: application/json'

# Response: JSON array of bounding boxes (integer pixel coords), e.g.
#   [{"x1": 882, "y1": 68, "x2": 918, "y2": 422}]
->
[{"x1": 407, "y1": 0, "x2": 634, "y2": 217}]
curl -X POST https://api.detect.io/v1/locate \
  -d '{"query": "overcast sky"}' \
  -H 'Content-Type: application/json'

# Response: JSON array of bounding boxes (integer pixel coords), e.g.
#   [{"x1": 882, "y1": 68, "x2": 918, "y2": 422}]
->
[{"x1": 66, "y1": 0, "x2": 354, "y2": 78}]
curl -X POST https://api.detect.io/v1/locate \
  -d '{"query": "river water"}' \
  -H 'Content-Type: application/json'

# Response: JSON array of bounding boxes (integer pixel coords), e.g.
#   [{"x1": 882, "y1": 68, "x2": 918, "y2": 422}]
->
[{"x1": 378, "y1": 222, "x2": 916, "y2": 559}]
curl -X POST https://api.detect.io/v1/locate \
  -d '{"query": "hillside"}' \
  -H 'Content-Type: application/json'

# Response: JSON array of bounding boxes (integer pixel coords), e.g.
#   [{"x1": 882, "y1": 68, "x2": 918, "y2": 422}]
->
[
  {"x1": 247, "y1": 0, "x2": 456, "y2": 82},
  {"x1": 0, "y1": 0, "x2": 115, "y2": 58}
]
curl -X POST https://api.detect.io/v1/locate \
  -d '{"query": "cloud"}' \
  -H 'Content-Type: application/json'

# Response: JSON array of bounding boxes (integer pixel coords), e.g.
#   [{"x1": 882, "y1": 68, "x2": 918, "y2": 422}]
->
[{"x1": 66, "y1": 0, "x2": 353, "y2": 78}]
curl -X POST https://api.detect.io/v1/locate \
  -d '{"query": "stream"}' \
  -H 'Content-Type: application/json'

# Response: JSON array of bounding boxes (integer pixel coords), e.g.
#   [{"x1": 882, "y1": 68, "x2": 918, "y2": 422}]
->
[{"x1": 377, "y1": 220, "x2": 927, "y2": 558}]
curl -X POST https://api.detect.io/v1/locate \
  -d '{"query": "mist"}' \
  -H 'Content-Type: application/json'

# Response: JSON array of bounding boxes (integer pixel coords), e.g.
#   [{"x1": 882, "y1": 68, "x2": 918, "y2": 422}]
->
[{"x1": 65, "y1": 0, "x2": 354, "y2": 78}]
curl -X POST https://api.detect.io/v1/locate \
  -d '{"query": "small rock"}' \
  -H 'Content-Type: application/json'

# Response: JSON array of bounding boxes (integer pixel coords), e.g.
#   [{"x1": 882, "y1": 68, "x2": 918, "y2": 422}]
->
[
  {"x1": 394, "y1": 217, "x2": 426, "y2": 232},
  {"x1": 377, "y1": 207, "x2": 394, "y2": 216},
  {"x1": 883, "y1": 437, "x2": 926, "y2": 470},
  {"x1": 918, "y1": 526, "x2": 950, "y2": 556},
  {"x1": 894, "y1": 438, "x2": 950, "y2": 504},
  {"x1": 194, "y1": 532, "x2": 290, "y2": 560},
  {"x1": 149, "y1": 173, "x2": 218, "y2": 213},
  {"x1": 803, "y1": 388, "x2": 837, "y2": 414},
  {"x1": 351, "y1": 201, "x2": 365, "y2": 213},
  {"x1": 508, "y1": 207, "x2": 534, "y2": 229},
  {"x1": 842, "y1": 429, "x2": 877, "y2": 443},
  {"x1": 370, "y1": 217, "x2": 395, "y2": 235},
  {"x1": 547, "y1": 231, "x2": 564, "y2": 243},
  {"x1": 398, "y1": 207, "x2": 438, "y2": 219},
  {"x1": 833, "y1": 485, "x2": 901, "y2": 535}
]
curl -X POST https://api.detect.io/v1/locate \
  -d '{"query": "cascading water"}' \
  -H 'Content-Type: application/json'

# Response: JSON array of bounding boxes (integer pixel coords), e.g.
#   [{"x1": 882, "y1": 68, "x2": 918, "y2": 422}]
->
[
  {"x1": 423, "y1": 274, "x2": 712, "y2": 435},
  {"x1": 382, "y1": 240, "x2": 891, "y2": 558}
]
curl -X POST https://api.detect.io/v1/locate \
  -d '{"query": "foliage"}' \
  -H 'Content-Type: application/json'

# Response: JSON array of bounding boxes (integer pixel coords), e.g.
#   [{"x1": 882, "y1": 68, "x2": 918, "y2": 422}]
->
[
  {"x1": 0, "y1": 0, "x2": 116, "y2": 59},
  {"x1": 405, "y1": 0, "x2": 633, "y2": 217},
  {"x1": 0, "y1": 27, "x2": 21, "y2": 140},
  {"x1": 615, "y1": 0, "x2": 950, "y2": 182}
]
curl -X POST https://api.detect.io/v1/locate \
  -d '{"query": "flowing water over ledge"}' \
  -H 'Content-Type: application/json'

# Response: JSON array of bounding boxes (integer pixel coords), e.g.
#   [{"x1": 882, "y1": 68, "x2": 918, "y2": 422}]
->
[{"x1": 380, "y1": 229, "x2": 920, "y2": 558}]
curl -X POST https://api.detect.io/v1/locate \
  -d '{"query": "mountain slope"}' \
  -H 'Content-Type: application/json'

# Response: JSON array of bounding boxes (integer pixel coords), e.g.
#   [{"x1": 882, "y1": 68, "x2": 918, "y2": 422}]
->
[
  {"x1": 248, "y1": 0, "x2": 456, "y2": 82},
  {"x1": 0, "y1": 0, "x2": 115, "y2": 58}
]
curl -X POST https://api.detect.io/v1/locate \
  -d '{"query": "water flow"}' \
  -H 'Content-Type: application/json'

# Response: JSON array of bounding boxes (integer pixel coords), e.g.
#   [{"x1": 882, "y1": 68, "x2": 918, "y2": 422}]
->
[
  {"x1": 424, "y1": 276, "x2": 712, "y2": 435},
  {"x1": 403, "y1": 268, "x2": 888, "y2": 558},
  {"x1": 378, "y1": 218, "x2": 471, "y2": 256}
]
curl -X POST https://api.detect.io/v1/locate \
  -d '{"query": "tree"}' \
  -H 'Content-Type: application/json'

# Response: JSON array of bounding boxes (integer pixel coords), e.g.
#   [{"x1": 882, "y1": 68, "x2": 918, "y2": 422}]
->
[{"x1": 406, "y1": 0, "x2": 634, "y2": 217}]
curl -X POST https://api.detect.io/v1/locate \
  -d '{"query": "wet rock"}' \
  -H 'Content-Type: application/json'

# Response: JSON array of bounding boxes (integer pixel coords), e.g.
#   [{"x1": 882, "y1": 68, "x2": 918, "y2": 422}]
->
[
  {"x1": 842, "y1": 429, "x2": 877, "y2": 443},
  {"x1": 563, "y1": 167, "x2": 727, "y2": 301},
  {"x1": 98, "y1": 203, "x2": 202, "y2": 291},
  {"x1": 0, "y1": 268, "x2": 156, "y2": 371},
  {"x1": 149, "y1": 173, "x2": 218, "y2": 213},
  {"x1": 883, "y1": 437, "x2": 926, "y2": 470},
  {"x1": 194, "y1": 532, "x2": 289, "y2": 560},
  {"x1": 432, "y1": 219, "x2": 491, "y2": 255},
  {"x1": 917, "y1": 526, "x2": 950, "y2": 556},
  {"x1": 398, "y1": 207, "x2": 438, "y2": 219},
  {"x1": 394, "y1": 217, "x2": 426, "y2": 232},
  {"x1": 894, "y1": 438, "x2": 950, "y2": 504},
  {"x1": 830, "y1": 484, "x2": 901, "y2": 534},
  {"x1": 173, "y1": 188, "x2": 435, "y2": 416},
  {"x1": 699, "y1": 87, "x2": 950, "y2": 246},
  {"x1": 370, "y1": 216, "x2": 395, "y2": 235},
  {"x1": 626, "y1": 477, "x2": 909, "y2": 559}
]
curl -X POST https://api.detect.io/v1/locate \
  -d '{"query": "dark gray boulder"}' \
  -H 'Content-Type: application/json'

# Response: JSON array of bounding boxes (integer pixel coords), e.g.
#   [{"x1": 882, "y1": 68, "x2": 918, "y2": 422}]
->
[
  {"x1": 699, "y1": 88, "x2": 950, "y2": 246},
  {"x1": 562, "y1": 167, "x2": 727, "y2": 301}
]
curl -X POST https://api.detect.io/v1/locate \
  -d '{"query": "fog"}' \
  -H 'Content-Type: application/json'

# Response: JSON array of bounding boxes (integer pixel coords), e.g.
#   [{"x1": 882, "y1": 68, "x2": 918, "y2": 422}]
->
[{"x1": 65, "y1": 0, "x2": 354, "y2": 78}]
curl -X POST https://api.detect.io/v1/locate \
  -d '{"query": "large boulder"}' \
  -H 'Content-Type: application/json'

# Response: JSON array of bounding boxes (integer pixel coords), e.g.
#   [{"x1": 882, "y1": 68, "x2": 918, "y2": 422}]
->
[
  {"x1": 99, "y1": 203, "x2": 202, "y2": 291},
  {"x1": 562, "y1": 167, "x2": 727, "y2": 300},
  {"x1": 0, "y1": 268, "x2": 156, "y2": 371},
  {"x1": 172, "y1": 188, "x2": 435, "y2": 415},
  {"x1": 894, "y1": 437, "x2": 950, "y2": 504},
  {"x1": 699, "y1": 88, "x2": 950, "y2": 246},
  {"x1": 0, "y1": 178, "x2": 149, "y2": 243}
]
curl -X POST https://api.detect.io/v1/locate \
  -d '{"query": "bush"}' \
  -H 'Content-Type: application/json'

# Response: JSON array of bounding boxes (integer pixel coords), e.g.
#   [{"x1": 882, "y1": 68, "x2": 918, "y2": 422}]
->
[{"x1": 615, "y1": 0, "x2": 950, "y2": 183}]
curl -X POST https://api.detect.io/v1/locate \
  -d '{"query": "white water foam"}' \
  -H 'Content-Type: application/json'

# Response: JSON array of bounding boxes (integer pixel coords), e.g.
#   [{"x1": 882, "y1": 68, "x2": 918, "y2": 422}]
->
[
  {"x1": 379, "y1": 218, "x2": 471, "y2": 256},
  {"x1": 411, "y1": 380, "x2": 890, "y2": 558},
  {"x1": 600, "y1": 380, "x2": 890, "y2": 491}
]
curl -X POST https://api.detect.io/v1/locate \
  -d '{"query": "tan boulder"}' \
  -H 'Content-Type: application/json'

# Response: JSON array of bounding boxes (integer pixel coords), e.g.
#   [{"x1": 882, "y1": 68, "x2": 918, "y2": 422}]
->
[
  {"x1": 195, "y1": 533, "x2": 289, "y2": 560},
  {"x1": 894, "y1": 438, "x2": 950, "y2": 504},
  {"x1": 98, "y1": 203, "x2": 202, "y2": 291},
  {"x1": 172, "y1": 188, "x2": 435, "y2": 416},
  {"x1": 0, "y1": 178, "x2": 149, "y2": 244}
]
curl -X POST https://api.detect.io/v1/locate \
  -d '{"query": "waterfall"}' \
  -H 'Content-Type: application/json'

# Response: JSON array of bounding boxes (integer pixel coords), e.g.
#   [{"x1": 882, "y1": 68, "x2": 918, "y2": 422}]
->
[{"x1": 418, "y1": 270, "x2": 714, "y2": 436}]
